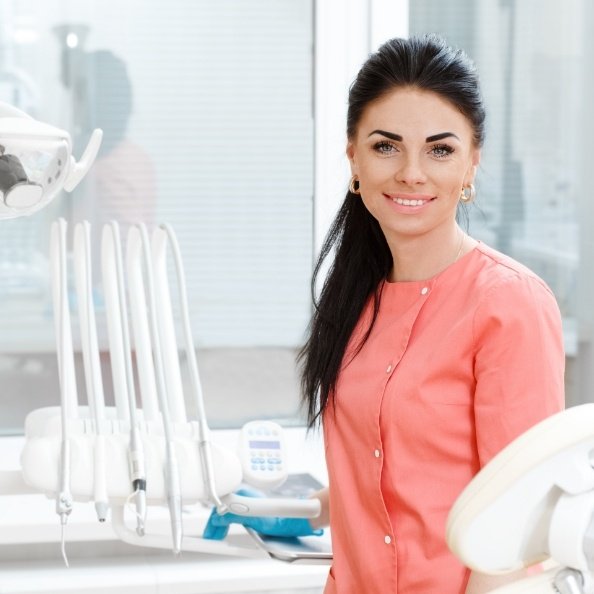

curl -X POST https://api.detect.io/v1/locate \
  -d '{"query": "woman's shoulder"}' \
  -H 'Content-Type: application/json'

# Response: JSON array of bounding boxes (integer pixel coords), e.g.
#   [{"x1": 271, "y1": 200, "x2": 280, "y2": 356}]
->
[
  {"x1": 464, "y1": 242, "x2": 560, "y2": 322},
  {"x1": 468, "y1": 241, "x2": 554, "y2": 297}
]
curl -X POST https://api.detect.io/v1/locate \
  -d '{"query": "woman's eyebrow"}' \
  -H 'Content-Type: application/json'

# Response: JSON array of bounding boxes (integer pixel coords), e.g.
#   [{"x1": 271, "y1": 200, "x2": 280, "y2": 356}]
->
[
  {"x1": 368, "y1": 129, "x2": 461, "y2": 144},
  {"x1": 425, "y1": 132, "x2": 460, "y2": 142},
  {"x1": 368, "y1": 129, "x2": 402, "y2": 141}
]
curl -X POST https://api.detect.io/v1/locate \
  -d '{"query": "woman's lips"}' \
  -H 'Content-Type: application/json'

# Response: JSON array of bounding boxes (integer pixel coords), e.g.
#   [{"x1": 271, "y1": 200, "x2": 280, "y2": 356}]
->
[{"x1": 384, "y1": 193, "x2": 436, "y2": 211}]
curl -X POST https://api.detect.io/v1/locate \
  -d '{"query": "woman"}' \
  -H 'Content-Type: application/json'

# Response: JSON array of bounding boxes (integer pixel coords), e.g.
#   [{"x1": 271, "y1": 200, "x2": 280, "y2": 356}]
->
[
  {"x1": 204, "y1": 35, "x2": 565, "y2": 593},
  {"x1": 299, "y1": 34, "x2": 564, "y2": 593}
]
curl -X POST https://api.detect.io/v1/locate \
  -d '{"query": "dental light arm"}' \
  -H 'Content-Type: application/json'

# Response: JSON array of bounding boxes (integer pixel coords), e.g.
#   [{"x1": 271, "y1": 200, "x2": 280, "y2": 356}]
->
[{"x1": 0, "y1": 101, "x2": 102, "y2": 219}]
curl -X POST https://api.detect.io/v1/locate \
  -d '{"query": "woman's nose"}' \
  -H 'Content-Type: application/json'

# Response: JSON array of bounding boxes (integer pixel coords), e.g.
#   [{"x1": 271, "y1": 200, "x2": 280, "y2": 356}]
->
[{"x1": 396, "y1": 155, "x2": 427, "y2": 186}]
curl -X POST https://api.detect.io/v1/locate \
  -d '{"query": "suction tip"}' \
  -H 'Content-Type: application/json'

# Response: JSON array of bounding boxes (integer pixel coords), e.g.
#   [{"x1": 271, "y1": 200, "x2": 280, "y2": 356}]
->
[{"x1": 95, "y1": 501, "x2": 109, "y2": 523}]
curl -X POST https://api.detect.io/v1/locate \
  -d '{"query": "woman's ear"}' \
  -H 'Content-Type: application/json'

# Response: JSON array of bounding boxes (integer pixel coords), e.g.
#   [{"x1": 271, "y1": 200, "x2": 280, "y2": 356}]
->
[
  {"x1": 464, "y1": 149, "x2": 481, "y2": 185},
  {"x1": 346, "y1": 142, "x2": 358, "y2": 175}
]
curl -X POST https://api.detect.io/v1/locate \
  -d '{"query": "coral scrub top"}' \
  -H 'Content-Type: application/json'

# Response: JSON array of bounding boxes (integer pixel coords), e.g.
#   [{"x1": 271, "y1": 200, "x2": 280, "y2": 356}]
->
[{"x1": 322, "y1": 243, "x2": 565, "y2": 594}]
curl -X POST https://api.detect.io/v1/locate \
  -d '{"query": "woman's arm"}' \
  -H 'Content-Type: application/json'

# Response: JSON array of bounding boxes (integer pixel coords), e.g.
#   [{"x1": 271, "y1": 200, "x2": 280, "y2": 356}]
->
[
  {"x1": 309, "y1": 486, "x2": 330, "y2": 529},
  {"x1": 464, "y1": 275, "x2": 564, "y2": 591},
  {"x1": 473, "y1": 274, "x2": 565, "y2": 466}
]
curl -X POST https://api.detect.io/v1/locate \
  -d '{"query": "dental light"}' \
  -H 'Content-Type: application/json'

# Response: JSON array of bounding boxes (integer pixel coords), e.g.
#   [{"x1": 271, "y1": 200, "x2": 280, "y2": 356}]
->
[
  {"x1": 0, "y1": 101, "x2": 102, "y2": 218},
  {"x1": 447, "y1": 404, "x2": 594, "y2": 593}
]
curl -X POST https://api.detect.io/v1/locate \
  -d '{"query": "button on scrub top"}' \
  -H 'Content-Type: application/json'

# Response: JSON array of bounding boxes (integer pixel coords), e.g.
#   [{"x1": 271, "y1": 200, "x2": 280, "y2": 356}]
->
[{"x1": 323, "y1": 243, "x2": 565, "y2": 594}]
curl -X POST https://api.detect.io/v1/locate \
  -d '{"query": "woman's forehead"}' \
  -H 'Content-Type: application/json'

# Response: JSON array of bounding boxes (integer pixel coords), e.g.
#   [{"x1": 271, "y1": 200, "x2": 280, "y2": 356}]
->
[{"x1": 356, "y1": 87, "x2": 474, "y2": 141}]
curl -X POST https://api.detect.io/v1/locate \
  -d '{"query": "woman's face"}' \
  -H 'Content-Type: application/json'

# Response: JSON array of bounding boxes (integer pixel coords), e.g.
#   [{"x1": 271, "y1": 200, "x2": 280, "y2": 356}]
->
[{"x1": 347, "y1": 87, "x2": 480, "y2": 244}]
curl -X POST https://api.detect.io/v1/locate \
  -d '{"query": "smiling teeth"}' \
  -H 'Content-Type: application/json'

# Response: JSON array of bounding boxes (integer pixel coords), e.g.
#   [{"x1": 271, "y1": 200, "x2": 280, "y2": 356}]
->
[{"x1": 393, "y1": 198, "x2": 425, "y2": 206}]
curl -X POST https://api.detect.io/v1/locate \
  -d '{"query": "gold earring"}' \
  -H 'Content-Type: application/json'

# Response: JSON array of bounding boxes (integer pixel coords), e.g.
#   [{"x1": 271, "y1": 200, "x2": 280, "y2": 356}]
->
[
  {"x1": 349, "y1": 175, "x2": 361, "y2": 195},
  {"x1": 460, "y1": 184, "x2": 476, "y2": 203}
]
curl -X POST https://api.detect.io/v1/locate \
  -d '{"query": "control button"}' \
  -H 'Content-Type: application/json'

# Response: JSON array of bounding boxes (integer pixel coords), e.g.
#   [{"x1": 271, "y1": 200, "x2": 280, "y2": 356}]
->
[
  {"x1": 421, "y1": 287, "x2": 429, "y2": 295},
  {"x1": 260, "y1": 465, "x2": 266, "y2": 470},
  {"x1": 386, "y1": 364, "x2": 392, "y2": 373},
  {"x1": 374, "y1": 449, "x2": 381, "y2": 458},
  {"x1": 267, "y1": 465, "x2": 274, "y2": 471},
  {"x1": 384, "y1": 535, "x2": 392, "y2": 545},
  {"x1": 251, "y1": 465, "x2": 258, "y2": 470}
]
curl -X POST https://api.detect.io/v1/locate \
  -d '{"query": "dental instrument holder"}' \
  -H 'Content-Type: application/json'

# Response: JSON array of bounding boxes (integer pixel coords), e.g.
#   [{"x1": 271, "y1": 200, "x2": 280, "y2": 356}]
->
[
  {"x1": 19, "y1": 221, "x2": 322, "y2": 561},
  {"x1": 447, "y1": 404, "x2": 594, "y2": 594}
]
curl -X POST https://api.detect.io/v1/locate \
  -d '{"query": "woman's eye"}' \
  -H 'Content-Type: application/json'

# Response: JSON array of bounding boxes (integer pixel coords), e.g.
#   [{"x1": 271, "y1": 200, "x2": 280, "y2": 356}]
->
[
  {"x1": 430, "y1": 144, "x2": 455, "y2": 158},
  {"x1": 373, "y1": 141, "x2": 397, "y2": 155}
]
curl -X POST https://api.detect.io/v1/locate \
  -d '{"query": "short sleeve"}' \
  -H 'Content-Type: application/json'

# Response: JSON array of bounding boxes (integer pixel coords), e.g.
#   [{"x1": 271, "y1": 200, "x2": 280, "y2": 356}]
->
[{"x1": 472, "y1": 273, "x2": 565, "y2": 466}]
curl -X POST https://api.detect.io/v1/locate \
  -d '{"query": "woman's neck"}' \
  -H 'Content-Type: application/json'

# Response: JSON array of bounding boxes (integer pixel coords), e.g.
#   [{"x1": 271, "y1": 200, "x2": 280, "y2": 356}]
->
[{"x1": 386, "y1": 226, "x2": 475, "y2": 282}]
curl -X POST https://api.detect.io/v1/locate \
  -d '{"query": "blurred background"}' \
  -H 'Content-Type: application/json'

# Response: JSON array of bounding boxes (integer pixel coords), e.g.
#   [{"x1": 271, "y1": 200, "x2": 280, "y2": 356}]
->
[{"x1": 0, "y1": 0, "x2": 591, "y2": 436}]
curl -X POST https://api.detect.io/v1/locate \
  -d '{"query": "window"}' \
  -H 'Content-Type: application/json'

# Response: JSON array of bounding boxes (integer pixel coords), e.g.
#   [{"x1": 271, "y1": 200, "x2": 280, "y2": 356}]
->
[
  {"x1": 0, "y1": 0, "x2": 313, "y2": 434},
  {"x1": 410, "y1": 0, "x2": 594, "y2": 407}
]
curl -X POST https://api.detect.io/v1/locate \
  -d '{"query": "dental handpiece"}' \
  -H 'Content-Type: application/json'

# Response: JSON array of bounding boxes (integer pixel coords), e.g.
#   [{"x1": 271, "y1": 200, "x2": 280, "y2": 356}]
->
[
  {"x1": 165, "y1": 444, "x2": 183, "y2": 554},
  {"x1": 156, "y1": 225, "x2": 226, "y2": 513},
  {"x1": 128, "y1": 425, "x2": 147, "y2": 536},
  {"x1": 57, "y1": 437, "x2": 73, "y2": 567},
  {"x1": 52, "y1": 219, "x2": 74, "y2": 567},
  {"x1": 57, "y1": 444, "x2": 73, "y2": 521},
  {"x1": 136, "y1": 223, "x2": 183, "y2": 554},
  {"x1": 75, "y1": 222, "x2": 109, "y2": 522},
  {"x1": 107, "y1": 221, "x2": 148, "y2": 536}
]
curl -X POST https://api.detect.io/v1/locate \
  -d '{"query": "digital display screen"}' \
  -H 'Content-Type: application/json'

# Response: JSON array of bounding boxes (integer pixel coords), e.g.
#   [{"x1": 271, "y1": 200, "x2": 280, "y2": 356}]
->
[{"x1": 249, "y1": 440, "x2": 280, "y2": 449}]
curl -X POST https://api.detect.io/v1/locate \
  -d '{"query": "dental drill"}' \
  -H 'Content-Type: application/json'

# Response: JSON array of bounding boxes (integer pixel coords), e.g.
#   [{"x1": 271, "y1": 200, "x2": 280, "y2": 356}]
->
[
  {"x1": 133, "y1": 223, "x2": 183, "y2": 554},
  {"x1": 74, "y1": 222, "x2": 109, "y2": 522},
  {"x1": 102, "y1": 221, "x2": 147, "y2": 536},
  {"x1": 151, "y1": 224, "x2": 227, "y2": 515},
  {"x1": 50, "y1": 219, "x2": 75, "y2": 566}
]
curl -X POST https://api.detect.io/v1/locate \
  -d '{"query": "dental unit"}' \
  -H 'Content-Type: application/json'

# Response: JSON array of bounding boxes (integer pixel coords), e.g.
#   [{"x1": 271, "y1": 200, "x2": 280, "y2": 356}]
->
[
  {"x1": 0, "y1": 101, "x2": 324, "y2": 566},
  {"x1": 21, "y1": 218, "x2": 324, "y2": 563}
]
